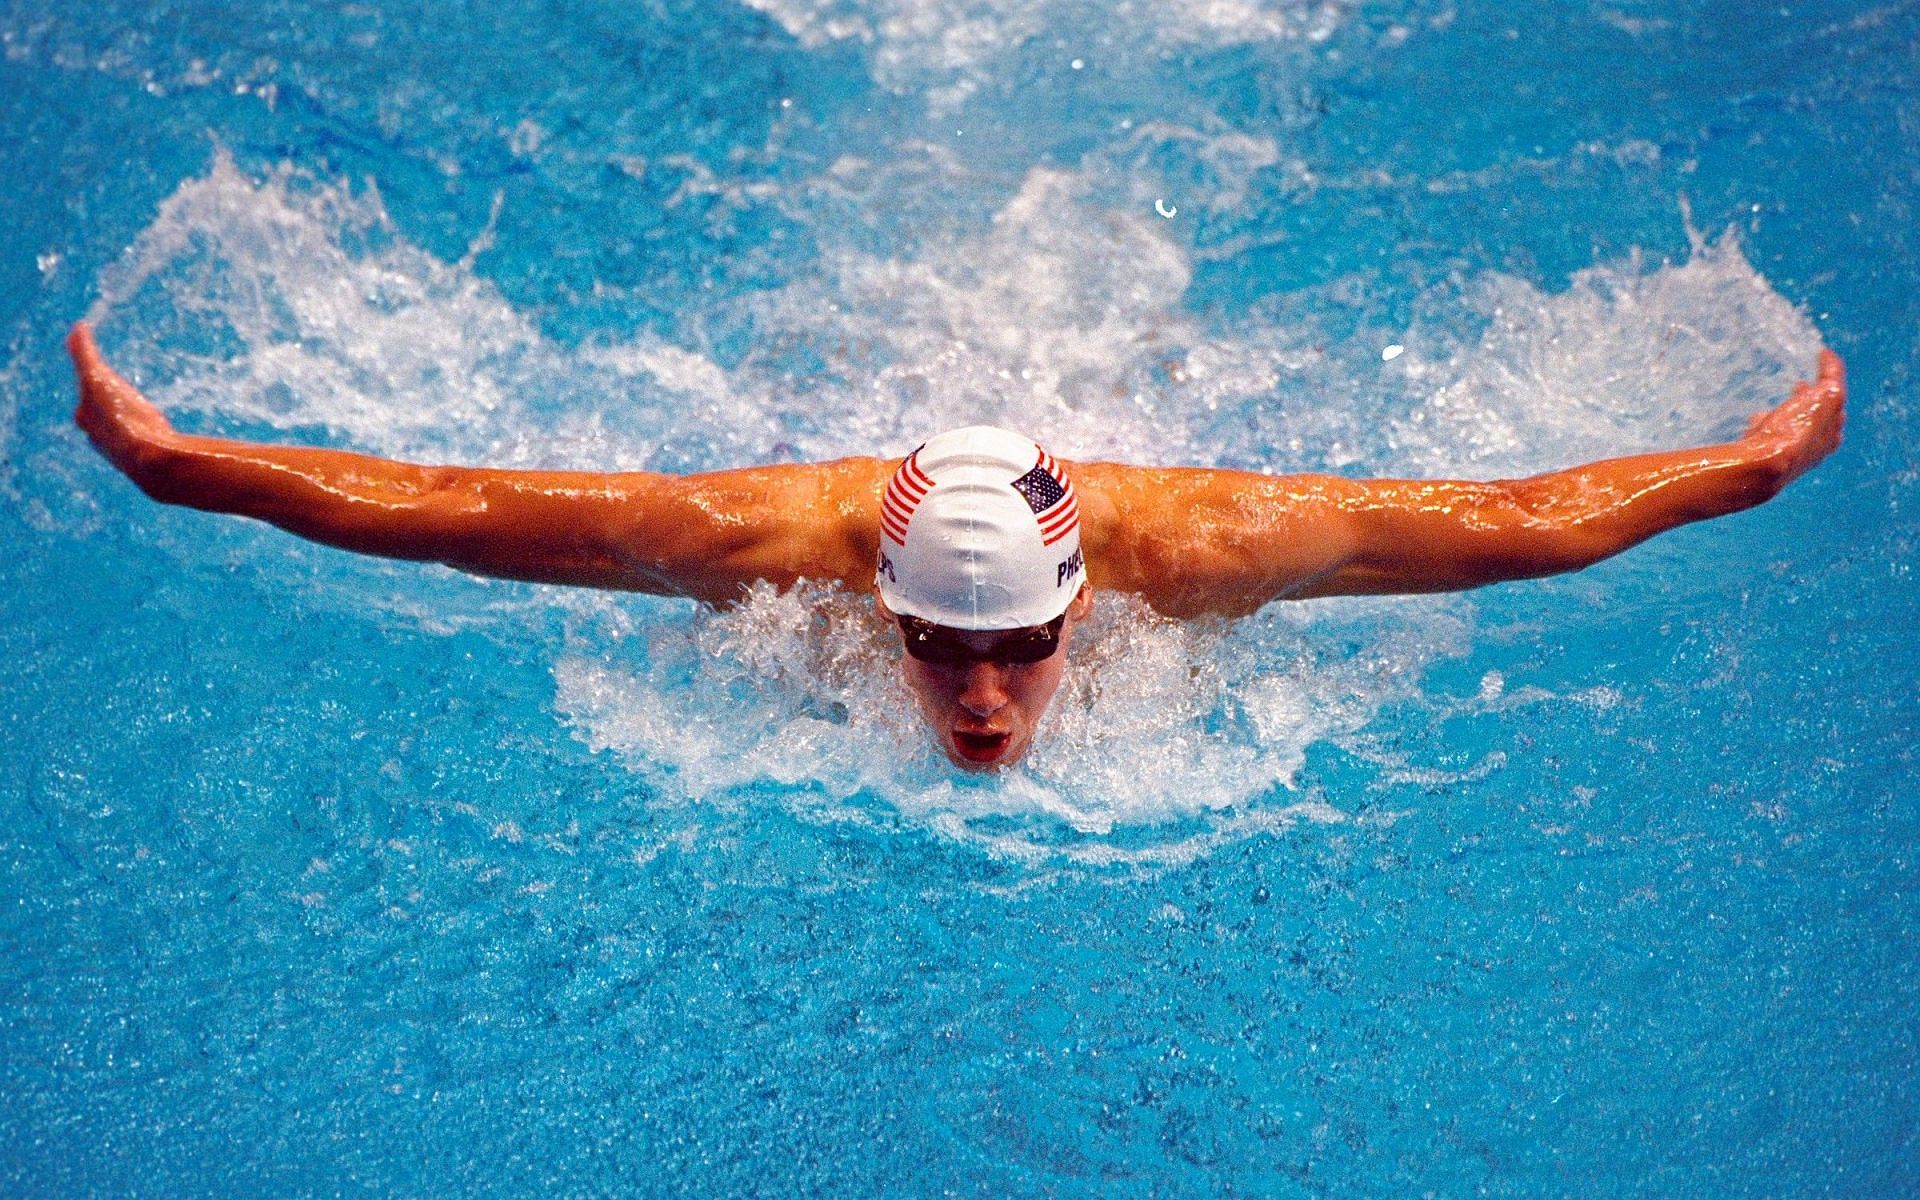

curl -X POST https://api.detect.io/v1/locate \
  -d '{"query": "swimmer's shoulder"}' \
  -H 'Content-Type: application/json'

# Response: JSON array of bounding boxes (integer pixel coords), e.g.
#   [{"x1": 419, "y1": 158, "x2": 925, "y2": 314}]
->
[
  {"x1": 794, "y1": 454, "x2": 897, "y2": 591},
  {"x1": 687, "y1": 452, "x2": 894, "y2": 584},
  {"x1": 596, "y1": 454, "x2": 895, "y2": 599},
  {"x1": 1063, "y1": 458, "x2": 1345, "y2": 617},
  {"x1": 1063, "y1": 459, "x2": 1217, "y2": 599}
]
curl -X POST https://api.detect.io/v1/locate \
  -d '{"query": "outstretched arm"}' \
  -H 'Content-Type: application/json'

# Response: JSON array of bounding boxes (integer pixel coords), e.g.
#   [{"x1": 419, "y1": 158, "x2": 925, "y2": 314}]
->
[
  {"x1": 1077, "y1": 351, "x2": 1846, "y2": 617},
  {"x1": 70, "y1": 323, "x2": 889, "y2": 602}
]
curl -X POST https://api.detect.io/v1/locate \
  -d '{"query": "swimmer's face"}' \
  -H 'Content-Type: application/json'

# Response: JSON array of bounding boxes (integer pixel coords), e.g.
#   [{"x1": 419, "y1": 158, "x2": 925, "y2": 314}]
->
[{"x1": 879, "y1": 587, "x2": 1094, "y2": 771}]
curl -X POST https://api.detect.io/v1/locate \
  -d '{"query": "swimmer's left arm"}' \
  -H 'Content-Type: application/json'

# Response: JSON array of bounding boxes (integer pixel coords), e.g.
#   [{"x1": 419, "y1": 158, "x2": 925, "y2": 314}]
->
[
  {"x1": 1288, "y1": 350, "x2": 1846, "y2": 599},
  {"x1": 1080, "y1": 351, "x2": 1846, "y2": 614}
]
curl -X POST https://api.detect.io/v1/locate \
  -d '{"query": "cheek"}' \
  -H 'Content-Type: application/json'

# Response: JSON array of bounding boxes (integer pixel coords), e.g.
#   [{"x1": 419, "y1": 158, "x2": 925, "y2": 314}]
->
[
  {"x1": 900, "y1": 659, "x2": 955, "y2": 715},
  {"x1": 1011, "y1": 656, "x2": 1069, "y2": 714}
]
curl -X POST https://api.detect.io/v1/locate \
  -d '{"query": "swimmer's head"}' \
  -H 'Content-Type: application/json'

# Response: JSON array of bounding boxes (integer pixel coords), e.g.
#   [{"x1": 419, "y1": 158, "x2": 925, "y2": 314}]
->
[
  {"x1": 874, "y1": 426, "x2": 1091, "y2": 770},
  {"x1": 874, "y1": 426, "x2": 1086, "y2": 630}
]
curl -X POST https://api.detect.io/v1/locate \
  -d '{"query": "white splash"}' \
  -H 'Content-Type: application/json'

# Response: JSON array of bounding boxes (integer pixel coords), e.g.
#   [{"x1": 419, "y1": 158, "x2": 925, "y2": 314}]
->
[
  {"x1": 741, "y1": 0, "x2": 1349, "y2": 110},
  {"x1": 1382, "y1": 237, "x2": 1824, "y2": 477},
  {"x1": 78, "y1": 153, "x2": 1827, "y2": 864},
  {"x1": 86, "y1": 151, "x2": 772, "y2": 474},
  {"x1": 732, "y1": 164, "x2": 1319, "y2": 466},
  {"x1": 551, "y1": 583, "x2": 1457, "y2": 863}
]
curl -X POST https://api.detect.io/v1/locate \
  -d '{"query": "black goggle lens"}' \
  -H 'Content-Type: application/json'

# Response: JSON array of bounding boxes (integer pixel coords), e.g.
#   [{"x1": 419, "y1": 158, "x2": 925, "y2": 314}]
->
[{"x1": 897, "y1": 614, "x2": 1066, "y2": 667}]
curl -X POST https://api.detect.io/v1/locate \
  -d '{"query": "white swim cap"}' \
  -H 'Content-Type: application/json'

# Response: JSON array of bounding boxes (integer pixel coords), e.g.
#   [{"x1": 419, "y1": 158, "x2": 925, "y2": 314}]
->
[{"x1": 875, "y1": 426, "x2": 1087, "y2": 630}]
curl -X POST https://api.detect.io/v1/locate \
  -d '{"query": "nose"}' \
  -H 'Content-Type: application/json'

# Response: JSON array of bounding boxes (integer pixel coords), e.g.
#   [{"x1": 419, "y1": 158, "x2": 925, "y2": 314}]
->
[{"x1": 957, "y1": 661, "x2": 1010, "y2": 718}]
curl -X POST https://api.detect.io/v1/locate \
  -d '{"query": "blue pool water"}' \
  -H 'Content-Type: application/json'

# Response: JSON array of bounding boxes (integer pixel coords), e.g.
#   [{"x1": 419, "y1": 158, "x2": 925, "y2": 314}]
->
[{"x1": 3, "y1": 0, "x2": 1916, "y2": 1194}]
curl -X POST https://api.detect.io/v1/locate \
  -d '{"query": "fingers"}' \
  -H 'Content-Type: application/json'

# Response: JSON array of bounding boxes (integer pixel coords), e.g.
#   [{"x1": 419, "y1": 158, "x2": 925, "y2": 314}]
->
[
  {"x1": 1739, "y1": 349, "x2": 1846, "y2": 454},
  {"x1": 1768, "y1": 348, "x2": 1846, "y2": 472},
  {"x1": 66, "y1": 321, "x2": 114, "y2": 389},
  {"x1": 68, "y1": 321, "x2": 139, "y2": 410},
  {"x1": 71, "y1": 322, "x2": 115, "y2": 427},
  {"x1": 1801, "y1": 349, "x2": 1846, "y2": 420},
  {"x1": 1816, "y1": 348, "x2": 1845, "y2": 392},
  {"x1": 1807, "y1": 347, "x2": 1845, "y2": 439},
  {"x1": 67, "y1": 320, "x2": 95, "y2": 362},
  {"x1": 71, "y1": 322, "x2": 104, "y2": 431},
  {"x1": 68, "y1": 321, "x2": 116, "y2": 410},
  {"x1": 68, "y1": 320, "x2": 178, "y2": 457}
]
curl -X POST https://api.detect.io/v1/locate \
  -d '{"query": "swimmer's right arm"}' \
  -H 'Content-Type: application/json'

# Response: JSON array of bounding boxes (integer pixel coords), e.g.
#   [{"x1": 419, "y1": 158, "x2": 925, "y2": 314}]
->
[{"x1": 69, "y1": 324, "x2": 889, "y2": 602}]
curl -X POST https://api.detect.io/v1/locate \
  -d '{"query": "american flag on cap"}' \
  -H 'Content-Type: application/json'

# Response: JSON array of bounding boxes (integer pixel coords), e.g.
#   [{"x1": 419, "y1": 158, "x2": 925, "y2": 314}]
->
[{"x1": 1010, "y1": 449, "x2": 1079, "y2": 546}]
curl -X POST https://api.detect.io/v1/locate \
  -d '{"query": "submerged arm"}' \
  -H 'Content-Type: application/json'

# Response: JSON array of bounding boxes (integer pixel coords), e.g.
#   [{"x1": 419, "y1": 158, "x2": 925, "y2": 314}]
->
[
  {"x1": 69, "y1": 323, "x2": 888, "y2": 601},
  {"x1": 1080, "y1": 351, "x2": 1846, "y2": 616}
]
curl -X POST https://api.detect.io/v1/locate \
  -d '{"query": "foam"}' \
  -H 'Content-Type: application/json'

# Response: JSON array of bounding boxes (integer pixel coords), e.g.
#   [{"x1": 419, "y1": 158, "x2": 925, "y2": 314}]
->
[
  {"x1": 734, "y1": 152, "x2": 1820, "y2": 480},
  {"x1": 550, "y1": 583, "x2": 1450, "y2": 865},
  {"x1": 79, "y1": 152, "x2": 1826, "y2": 865},
  {"x1": 742, "y1": 0, "x2": 1348, "y2": 111},
  {"x1": 87, "y1": 151, "x2": 775, "y2": 475},
  {"x1": 726, "y1": 163, "x2": 1319, "y2": 467},
  {"x1": 1380, "y1": 235, "x2": 1824, "y2": 478}
]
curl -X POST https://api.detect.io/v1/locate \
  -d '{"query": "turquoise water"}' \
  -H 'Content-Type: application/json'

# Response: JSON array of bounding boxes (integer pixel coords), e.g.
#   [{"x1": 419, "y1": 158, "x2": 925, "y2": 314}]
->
[{"x1": 3, "y1": 0, "x2": 1916, "y2": 1194}]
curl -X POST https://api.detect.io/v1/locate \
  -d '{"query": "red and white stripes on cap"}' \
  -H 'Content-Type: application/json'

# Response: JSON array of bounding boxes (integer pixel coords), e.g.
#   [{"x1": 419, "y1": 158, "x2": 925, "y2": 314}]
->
[
  {"x1": 875, "y1": 426, "x2": 1087, "y2": 631},
  {"x1": 879, "y1": 447, "x2": 933, "y2": 546}
]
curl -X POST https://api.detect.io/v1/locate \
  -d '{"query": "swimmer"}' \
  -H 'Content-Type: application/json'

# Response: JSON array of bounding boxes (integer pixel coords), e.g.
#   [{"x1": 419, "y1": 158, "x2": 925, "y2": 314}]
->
[{"x1": 68, "y1": 322, "x2": 1846, "y2": 769}]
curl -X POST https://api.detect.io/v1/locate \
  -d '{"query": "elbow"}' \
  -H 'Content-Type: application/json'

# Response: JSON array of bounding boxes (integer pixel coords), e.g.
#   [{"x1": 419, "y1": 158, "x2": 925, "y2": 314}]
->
[
  {"x1": 1494, "y1": 475, "x2": 1687, "y2": 575},
  {"x1": 1520, "y1": 527, "x2": 1620, "y2": 577},
  {"x1": 1433, "y1": 514, "x2": 1620, "y2": 589}
]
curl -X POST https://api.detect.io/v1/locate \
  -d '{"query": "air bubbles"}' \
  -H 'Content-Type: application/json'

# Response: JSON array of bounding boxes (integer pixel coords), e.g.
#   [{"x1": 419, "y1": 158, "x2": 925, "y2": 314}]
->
[{"x1": 508, "y1": 119, "x2": 544, "y2": 157}]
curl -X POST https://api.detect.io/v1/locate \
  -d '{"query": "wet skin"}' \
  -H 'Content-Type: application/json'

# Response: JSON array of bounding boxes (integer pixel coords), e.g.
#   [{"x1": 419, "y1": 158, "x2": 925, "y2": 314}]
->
[
  {"x1": 68, "y1": 324, "x2": 1846, "y2": 767},
  {"x1": 879, "y1": 587, "x2": 1094, "y2": 770}
]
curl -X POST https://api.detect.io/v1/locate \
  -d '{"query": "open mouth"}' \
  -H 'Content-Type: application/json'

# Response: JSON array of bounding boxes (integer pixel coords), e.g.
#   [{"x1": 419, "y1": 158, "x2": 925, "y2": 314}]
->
[{"x1": 952, "y1": 730, "x2": 1011, "y2": 764}]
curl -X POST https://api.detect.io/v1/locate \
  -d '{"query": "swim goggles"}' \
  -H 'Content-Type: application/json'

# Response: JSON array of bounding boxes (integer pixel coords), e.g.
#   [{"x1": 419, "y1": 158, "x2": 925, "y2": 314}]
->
[{"x1": 895, "y1": 613, "x2": 1067, "y2": 667}]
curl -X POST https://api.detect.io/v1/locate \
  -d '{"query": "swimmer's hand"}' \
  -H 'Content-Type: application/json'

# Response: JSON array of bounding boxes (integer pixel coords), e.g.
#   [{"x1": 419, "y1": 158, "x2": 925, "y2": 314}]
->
[
  {"x1": 1737, "y1": 349, "x2": 1846, "y2": 496},
  {"x1": 70, "y1": 321, "x2": 179, "y2": 489}
]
